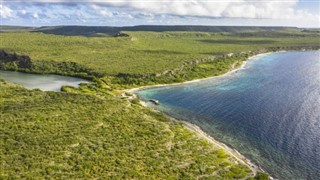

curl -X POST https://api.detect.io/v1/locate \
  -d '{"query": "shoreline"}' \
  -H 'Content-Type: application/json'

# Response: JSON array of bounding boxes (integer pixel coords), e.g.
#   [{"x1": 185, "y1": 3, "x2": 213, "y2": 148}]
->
[
  {"x1": 125, "y1": 51, "x2": 281, "y2": 178},
  {"x1": 182, "y1": 121, "x2": 261, "y2": 176},
  {"x1": 126, "y1": 48, "x2": 319, "y2": 94},
  {"x1": 132, "y1": 49, "x2": 318, "y2": 178},
  {"x1": 125, "y1": 52, "x2": 272, "y2": 93},
  {"x1": 138, "y1": 104, "x2": 267, "y2": 177}
]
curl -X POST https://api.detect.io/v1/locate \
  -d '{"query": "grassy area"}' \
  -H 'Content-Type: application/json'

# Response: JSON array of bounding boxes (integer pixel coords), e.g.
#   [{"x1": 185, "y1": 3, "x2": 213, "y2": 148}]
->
[{"x1": 0, "y1": 79, "x2": 267, "y2": 179}]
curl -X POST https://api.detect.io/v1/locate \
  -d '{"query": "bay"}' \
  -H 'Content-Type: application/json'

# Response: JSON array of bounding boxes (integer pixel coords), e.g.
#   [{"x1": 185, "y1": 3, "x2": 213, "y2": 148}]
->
[{"x1": 137, "y1": 51, "x2": 320, "y2": 179}]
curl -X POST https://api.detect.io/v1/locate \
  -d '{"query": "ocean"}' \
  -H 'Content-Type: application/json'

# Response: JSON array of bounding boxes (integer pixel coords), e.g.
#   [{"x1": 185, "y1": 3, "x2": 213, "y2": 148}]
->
[{"x1": 137, "y1": 51, "x2": 320, "y2": 179}]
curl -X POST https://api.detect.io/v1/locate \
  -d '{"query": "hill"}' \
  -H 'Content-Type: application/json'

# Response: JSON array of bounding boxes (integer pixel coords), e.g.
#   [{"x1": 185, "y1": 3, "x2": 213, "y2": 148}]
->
[{"x1": 0, "y1": 25, "x2": 309, "y2": 37}]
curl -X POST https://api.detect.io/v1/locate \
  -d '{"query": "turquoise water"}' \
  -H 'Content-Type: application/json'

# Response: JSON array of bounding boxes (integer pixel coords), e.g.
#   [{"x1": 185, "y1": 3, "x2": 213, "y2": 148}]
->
[
  {"x1": 137, "y1": 51, "x2": 320, "y2": 179},
  {"x1": 0, "y1": 70, "x2": 88, "y2": 91}
]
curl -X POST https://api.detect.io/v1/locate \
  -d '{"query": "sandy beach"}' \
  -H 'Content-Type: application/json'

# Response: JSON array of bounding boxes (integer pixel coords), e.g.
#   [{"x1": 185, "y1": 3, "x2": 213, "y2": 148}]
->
[{"x1": 125, "y1": 52, "x2": 273, "y2": 94}]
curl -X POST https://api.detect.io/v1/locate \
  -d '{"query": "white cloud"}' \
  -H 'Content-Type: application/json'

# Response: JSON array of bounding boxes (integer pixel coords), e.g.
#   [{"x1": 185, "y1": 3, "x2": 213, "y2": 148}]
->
[
  {"x1": 21, "y1": 10, "x2": 27, "y2": 15},
  {"x1": 8, "y1": 0, "x2": 319, "y2": 21},
  {"x1": 108, "y1": 0, "x2": 318, "y2": 21},
  {"x1": 33, "y1": 12, "x2": 39, "y2": 19},
  {"x1": 0, "y1": 5, "x2": 13, "y2": 18},
  {"x1": 91, "y1": 4, "x2": 113, "y2": 17},
  {"x1": 2, "y1": 0, "x2": 319, "y2": 27}
]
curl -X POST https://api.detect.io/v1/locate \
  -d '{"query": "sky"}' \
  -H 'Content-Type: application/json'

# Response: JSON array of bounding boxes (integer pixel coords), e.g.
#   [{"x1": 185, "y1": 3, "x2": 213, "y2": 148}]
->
[{"x1": 1, "y1": 0, "x2": 319, "y2": 28}]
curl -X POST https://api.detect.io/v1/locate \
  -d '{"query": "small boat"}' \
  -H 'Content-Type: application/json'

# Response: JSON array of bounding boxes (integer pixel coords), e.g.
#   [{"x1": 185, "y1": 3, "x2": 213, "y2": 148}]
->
[{"x1": 149, "y1": 99, "x2": 160, "y2": 105}]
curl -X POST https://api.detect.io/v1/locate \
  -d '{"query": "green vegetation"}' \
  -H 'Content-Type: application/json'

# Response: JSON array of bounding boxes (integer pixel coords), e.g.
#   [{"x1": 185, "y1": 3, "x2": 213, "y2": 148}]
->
[
  {"x1": 1, "y1": 79, "x2": 260, "y2": 179},
  {"x1": 1, "y1": 28, "x2": 319, "y2": 178},
  {"x1": 1, "y1": 30, "x2": 319, "y2": 88},
  {"x1": 253, "y1": 172, "x2": 269, "y2": 180}
]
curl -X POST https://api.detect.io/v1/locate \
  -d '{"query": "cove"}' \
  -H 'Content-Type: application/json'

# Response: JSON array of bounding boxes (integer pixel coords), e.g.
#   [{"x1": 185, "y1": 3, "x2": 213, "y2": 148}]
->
[
  {"x1": 137, "y1": 51, "x2": 320, "y2": 179},
  {"x1": 0, "y1": 70, "x2": 88, "y2": 92}
]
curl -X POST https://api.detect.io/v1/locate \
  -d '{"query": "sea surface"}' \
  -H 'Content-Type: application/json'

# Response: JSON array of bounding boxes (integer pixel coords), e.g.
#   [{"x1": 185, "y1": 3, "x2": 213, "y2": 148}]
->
[
  {"x1": 0, "y1": 70, "x2": 88, "y2": 91},
  {"x1": 137, "y1": 51, "x2": 320, "y2": 179}
]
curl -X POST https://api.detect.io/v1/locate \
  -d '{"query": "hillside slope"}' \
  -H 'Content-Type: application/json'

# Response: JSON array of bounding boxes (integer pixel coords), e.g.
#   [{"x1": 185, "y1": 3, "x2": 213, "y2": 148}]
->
[{"x1": 0, "y1": 79, "x2": 267, "y2": 179}]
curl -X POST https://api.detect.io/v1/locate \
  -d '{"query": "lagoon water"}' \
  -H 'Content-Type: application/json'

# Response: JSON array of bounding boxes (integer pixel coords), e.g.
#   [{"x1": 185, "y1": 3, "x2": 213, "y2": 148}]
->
[
  {"x1": 0, "y1": 70, "x2": 88, "y2": 91},
  {"x1": 137, "y1": 51, "x2": 320, "y2": 179}
]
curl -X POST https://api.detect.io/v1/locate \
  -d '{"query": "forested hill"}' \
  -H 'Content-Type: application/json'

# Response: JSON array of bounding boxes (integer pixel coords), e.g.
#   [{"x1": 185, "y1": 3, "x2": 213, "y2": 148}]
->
[{"x1": 0, "y1": 25, "x2": 310, "y2": 37}]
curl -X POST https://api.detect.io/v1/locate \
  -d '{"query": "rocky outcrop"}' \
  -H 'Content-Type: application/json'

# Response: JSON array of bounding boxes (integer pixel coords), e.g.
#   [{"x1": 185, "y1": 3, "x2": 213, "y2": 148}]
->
[
  {"x1": 0, "y1": 49, "x2": 33, "y2": 69},
  {"x1": 0, "y1": 49, "x2": 104, "y2": 79}
]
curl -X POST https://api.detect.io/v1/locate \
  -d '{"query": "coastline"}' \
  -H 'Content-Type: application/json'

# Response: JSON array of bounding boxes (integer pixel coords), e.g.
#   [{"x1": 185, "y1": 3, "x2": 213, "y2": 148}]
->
[
  {"x1": 126, "y1": 52, "x2": 275, "y2": 177},
  {"x1": 125, "y1": 50, "x2": 320, "y2": 178},
  {"x1": 182, "y1": 121, "x2": 261, "y2": 176},
  {"x1": 126, "y1": 48, "x2": 319, "y2": 94},
  {"x1": 137, "y1": 104, "x2": 267, "y2": 177},
  {"x1": 131, "y1": 49, "x2": 320, "y2": 178},
  {"x1": 125, "y1": 52, "x2": 271, "y2": 93}
]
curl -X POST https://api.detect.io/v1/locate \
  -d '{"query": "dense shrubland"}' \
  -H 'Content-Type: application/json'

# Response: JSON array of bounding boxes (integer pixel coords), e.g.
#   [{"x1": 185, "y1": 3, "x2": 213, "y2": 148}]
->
[
  {"x1": 0, "y1": 79, "x2": 268, "y2": 179},
  {"x1": 1, "y1": 30, "x2": 318, "y2": 179},
  {"x1": 1, "y1": 31, "x2": 319, "y2": 88}
]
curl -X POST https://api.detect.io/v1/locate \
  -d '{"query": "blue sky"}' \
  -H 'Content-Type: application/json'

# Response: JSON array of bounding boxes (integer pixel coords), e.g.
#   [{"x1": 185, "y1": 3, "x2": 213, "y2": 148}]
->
[{"x1": 1, "y1": 0, "x2": 319, "y2": 27}]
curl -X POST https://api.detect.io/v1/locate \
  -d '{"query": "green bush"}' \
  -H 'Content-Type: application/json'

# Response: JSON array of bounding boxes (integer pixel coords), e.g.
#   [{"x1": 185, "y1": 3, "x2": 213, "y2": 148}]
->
[
  {"x1": 131, "y1": 99, "x2": 140, "y2": 105},
  {"x1": 254, "y1": 172, "x2": 269, "y2": 180}
]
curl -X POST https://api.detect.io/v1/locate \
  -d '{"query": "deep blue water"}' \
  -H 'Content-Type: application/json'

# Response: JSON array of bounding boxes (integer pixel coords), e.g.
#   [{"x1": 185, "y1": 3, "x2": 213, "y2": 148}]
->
[{"x1": 137, "y1": 51, "x2": 320, "y2": 179}]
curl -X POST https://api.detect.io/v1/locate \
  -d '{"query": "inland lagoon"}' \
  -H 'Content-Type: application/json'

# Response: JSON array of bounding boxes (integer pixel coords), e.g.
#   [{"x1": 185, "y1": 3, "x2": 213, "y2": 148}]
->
[
  {"x1": 0, "y1": 70, "x2": 88, "y2": 92},
  {"x1": 137, "y1": 51, "x2": 320, "y2": 179}
]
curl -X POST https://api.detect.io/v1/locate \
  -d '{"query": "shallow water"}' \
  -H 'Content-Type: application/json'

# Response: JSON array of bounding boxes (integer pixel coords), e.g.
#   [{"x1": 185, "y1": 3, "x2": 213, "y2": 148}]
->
[
  {"x1": 137, "y1": 51, "x2": 320, "y2": 179},
  {"x1": 0, "y1": 70, "x2": 88, "y2": 91}
]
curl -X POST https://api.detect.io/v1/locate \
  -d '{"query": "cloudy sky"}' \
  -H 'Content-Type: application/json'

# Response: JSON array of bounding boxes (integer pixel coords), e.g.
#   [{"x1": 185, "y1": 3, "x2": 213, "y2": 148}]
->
[{"x1": 1, "y1": 0, "x2": 319, "y2": 27}]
